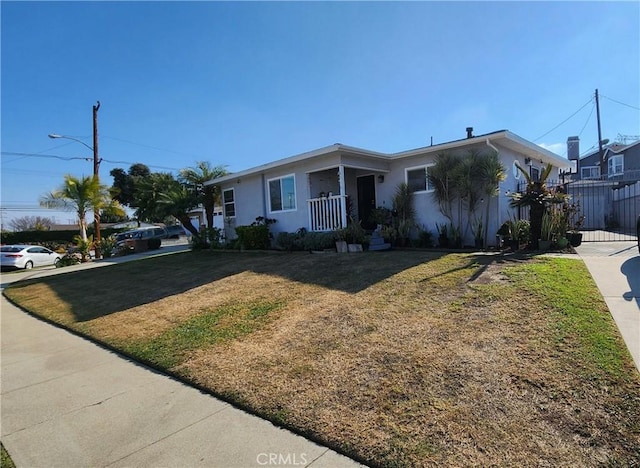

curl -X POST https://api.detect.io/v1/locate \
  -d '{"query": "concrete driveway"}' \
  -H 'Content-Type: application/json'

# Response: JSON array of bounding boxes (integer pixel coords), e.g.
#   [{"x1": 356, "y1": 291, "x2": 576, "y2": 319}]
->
[{"x1": 575, "y1": 241, "x2": 640, "y2": 373}]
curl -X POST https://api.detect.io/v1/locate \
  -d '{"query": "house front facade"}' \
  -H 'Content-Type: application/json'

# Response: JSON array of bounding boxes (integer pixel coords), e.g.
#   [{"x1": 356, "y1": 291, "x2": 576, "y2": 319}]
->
[{"x1": 206, "y1": 129, "x2": 570, "y2": 246}]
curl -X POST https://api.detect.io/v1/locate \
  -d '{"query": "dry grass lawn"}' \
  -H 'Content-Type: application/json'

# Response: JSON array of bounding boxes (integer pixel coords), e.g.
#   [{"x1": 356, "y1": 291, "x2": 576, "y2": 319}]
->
[{"x1": 5, "y1": 250, "x2": 640, "y2": 466}]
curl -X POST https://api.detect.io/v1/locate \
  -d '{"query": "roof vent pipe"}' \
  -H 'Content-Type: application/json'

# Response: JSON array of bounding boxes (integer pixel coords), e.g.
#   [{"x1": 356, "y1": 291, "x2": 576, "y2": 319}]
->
[{"x1": 466, "y1": 127, "x2": 473, "y2": 138}]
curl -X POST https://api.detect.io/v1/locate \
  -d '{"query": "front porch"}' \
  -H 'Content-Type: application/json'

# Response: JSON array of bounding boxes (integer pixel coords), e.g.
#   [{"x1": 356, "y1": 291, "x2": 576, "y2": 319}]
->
[
  {"x1": 307, "y1": 194, "x2": 348, "y2": 232},
  {"x1": 305, "y1": 163, "x2": 387, "y2": 232}
]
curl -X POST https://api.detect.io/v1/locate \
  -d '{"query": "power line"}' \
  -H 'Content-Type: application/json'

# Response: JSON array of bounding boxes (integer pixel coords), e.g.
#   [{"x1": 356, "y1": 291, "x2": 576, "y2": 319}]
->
[
  {"x1": 1, "y1": 151, "x2": 181, "y2": 172},
  {"x1": 533, "y1": 96, "x2": 594, "y2": 142},
  {"x1": 601, "y1": 94, "x2": 640, "y2": 111},
  {"x1": 577, "y1": 101, "x2": 596, "y2": 138}
]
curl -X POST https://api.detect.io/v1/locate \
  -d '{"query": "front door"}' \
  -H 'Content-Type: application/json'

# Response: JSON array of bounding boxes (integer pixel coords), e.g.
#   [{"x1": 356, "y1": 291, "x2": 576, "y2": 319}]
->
[{"x1": 357, "y1": 175, "x2": 376, "y2": 230}]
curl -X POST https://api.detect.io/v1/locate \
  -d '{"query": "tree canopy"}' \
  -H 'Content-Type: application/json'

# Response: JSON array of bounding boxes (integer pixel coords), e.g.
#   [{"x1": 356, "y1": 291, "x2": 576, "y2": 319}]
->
[{"x1": 40, "y1": 174, "x2": 124, "y2": 240}]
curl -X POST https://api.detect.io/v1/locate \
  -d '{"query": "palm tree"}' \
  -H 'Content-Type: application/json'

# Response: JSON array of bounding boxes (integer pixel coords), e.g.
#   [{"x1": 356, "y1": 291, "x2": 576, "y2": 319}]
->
[
  {"x1": 40, "y1": 174, "x2": 123, "y2": 241},
  {"x1": 178, "y1": 162, "x2": 228, "y2": 229},
  {"x1": 135, "y1": 173, "x2": 201, "y2": 239},
  {"x1": 156, "y1": 180, "x2": 202, "y2": 238},
  {"x1": 427, "y1": 151, "x2": 462, "y2": 224},
  {"x1": 510, "y1": 163, "x2": 565, "y2": 249}
]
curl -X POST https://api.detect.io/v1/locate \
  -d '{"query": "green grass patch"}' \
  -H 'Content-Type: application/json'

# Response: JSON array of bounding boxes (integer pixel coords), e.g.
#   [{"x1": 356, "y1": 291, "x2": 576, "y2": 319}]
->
[
  {"x1": 122, "y1": 300, "x2": 284, "y2": 369},
  {"x1": 1, "y1": 442, "x2": 16, "y2": 468},
  {"x1": 506, "y1": 257, "x2": 631, "y2": 379}
]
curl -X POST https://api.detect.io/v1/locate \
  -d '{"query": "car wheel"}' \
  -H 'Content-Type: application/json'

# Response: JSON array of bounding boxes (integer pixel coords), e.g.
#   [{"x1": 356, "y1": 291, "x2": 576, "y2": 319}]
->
[
  {"x1": 24, "y1": 261, "x2": 34, "y2": 270},
  {"x1": 54, "y1": 258, "x2": 61, "y2": 267}
]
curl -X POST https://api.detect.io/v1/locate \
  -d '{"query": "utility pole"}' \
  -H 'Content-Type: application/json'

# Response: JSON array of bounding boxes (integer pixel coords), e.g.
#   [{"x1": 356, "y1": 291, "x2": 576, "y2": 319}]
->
[
  {"x1": 93, "y1": 101, "x2": 102, "y2": 259},
  {"x1": 595, "y1": 89, "x2": 605, "y2": 177}
]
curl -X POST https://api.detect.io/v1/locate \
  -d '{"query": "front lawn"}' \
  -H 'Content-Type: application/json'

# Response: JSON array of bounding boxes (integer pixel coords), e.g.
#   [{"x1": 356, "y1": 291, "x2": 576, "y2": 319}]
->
[{"x1": 5, "y1": 251, "x2": 640, "y2": 466}]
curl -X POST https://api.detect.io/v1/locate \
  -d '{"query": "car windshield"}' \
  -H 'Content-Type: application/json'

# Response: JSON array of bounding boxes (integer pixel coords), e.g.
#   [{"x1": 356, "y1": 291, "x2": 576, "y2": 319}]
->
[{"x1": 1, "y1": 246, "x2": 23, "y2": 253}]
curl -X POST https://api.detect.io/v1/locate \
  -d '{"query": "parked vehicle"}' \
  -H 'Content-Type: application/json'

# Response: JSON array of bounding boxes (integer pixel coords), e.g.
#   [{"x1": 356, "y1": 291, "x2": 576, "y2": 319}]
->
[
  {"x1": 1, "y1": 245, "x2": 63, "y2": 270},
  {"x1": 115, "y1": 226, "x2": 168, "y2": 247},
  {"x1": 165, "y1": 224, "x2": 186, "y2": 238}
]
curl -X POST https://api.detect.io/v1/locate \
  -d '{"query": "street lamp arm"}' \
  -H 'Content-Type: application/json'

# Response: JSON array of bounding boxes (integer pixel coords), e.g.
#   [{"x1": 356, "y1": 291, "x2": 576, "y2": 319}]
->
[{"x1": 48, "y1": 133, "x2": 94, "y2": 152}]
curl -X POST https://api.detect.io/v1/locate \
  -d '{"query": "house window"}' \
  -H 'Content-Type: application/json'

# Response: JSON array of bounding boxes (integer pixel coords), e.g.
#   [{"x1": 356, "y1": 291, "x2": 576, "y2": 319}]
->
[
  {"x1": 223, "y1": 188, "x2": 235, "y2": 217},
  {"x1": 530, "y1": 167, "x2": 540, "y2": 182},
  {"x1": 268, "y1": 175, "x2": 296, "y2": 212},
  {"x1": 406, "y1": 166, "x2": 434, "y2": 193},
  {"x1": 608, "y1": 155, "x2": 623, "y2": 176},
  {"x1": 581, "y1": 166, "x2": 600, "y2": 179}
]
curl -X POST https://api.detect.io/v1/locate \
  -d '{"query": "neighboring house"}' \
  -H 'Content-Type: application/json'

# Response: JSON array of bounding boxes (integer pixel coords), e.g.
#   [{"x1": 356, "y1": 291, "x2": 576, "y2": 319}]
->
[
  {"x1": 185, "y1": 206, "x2": 225, "y2": 232},
  {"x1": 565, "y1": 137, "x2": 640, "y2": 232},
  {"x1": 571, "y1": 138, "x2": 640, "y2": 181},
  {"x1": 205, "y1": 129, "x2": 570, "y2": 246}
]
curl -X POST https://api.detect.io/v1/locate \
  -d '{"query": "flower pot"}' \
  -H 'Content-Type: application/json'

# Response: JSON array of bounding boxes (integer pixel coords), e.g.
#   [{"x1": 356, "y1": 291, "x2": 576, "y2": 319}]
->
[
  {"x1": 538, "y1": 239, "x2": 552, "y2": 250},
  {"x1": 335, "y1": 240, "x2": 348, "y2": 253},
  {"x1": 567, "y1": 232, "x2": 582, "y2": 247}
]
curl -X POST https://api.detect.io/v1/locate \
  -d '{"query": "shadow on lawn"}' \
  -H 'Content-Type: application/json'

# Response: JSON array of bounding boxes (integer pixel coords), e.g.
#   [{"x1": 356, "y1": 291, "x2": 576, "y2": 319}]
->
[
  {"x1": 9, "y1": 250, "x2": 450, "y2": 322},
  {"x1": 419, "y1": 251, "x2": 536, "y2": 283}
]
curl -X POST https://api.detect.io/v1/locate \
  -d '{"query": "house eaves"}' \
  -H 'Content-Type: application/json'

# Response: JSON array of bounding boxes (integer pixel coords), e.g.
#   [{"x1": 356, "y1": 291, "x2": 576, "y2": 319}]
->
[
  {"x1": 205, "y1": 129, "x2": 570, "y2": 186},
  {"x1": 205, "y1": 143, "x2": 390, "y2": 186},
  {"x1": 391, "y1": 130, "x2": 570, "y2": 169}
]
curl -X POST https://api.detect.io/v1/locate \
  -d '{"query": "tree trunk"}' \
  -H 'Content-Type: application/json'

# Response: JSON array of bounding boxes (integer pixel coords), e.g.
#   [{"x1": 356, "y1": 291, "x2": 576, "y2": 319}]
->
[
  {"x1": 529, "y1": 203, "x2": 544, "y2": 250},
  {"x1": 205, "y1": 207, "x2": 214, "y2": 230},
  {"x1": 178, "y1": 215, "x2": 201, "y2": 240}
]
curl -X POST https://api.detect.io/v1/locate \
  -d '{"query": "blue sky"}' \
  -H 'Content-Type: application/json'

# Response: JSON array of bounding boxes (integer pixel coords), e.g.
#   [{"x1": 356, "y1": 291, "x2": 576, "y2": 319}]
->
[{"x1": 2, "y1": 1, "x2": 639, "y2": 226}]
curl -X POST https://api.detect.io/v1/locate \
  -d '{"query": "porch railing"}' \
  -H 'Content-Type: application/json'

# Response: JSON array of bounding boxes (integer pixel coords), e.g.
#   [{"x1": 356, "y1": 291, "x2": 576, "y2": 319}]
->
[{"x1": 308, "y1": 195, "x2": 346, "y2": 231}]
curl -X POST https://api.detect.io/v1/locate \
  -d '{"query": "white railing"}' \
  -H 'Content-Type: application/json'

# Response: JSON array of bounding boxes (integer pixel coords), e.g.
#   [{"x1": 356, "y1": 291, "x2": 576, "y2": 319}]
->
[{"x1": 308, "y1": 195, "x2": 346, "y2": 231}]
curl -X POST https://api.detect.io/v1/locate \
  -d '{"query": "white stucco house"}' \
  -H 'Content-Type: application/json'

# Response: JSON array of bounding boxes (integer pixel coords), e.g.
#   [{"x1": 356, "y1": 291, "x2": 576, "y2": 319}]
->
[{"x1": 204, "y1": 129, "x2": 570, "y2": 247}]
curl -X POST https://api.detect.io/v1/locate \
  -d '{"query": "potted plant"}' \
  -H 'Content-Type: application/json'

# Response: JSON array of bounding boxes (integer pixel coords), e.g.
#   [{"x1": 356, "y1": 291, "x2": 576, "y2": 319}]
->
[
  {"x1": 538, "y1": 211, "x2": 554, "y2": 250},
  {"x1": 565, "y1": 200, "x2": 585, "y2": 247}
]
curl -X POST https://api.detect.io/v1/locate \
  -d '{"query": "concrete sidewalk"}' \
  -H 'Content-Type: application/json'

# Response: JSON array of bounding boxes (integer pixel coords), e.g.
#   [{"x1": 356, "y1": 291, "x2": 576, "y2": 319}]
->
[
  {"x1": 575, "y1": 241, "x2": 640, "y2": 373},
  {"x1": 1, "y1": 251, "x2": 364, "y2": 467}
]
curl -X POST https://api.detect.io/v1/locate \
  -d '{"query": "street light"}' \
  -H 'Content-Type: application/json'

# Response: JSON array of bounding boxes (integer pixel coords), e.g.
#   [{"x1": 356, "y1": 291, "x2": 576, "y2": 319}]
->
[{"x1": 48, "y1": 101, "x2": 103, "y2": 258}]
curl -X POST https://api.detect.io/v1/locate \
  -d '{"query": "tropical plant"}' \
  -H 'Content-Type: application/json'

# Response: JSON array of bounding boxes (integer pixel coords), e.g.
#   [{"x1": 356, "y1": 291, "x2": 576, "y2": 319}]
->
[
  {"x1": 40, "y1": 174, "x2": 124, "y2": 241},
  {"x1": 428, "y1": 150, "x2": 505, "y2": 244},
  {"x1": 73, "y1": 234, "x2": 94, "y2": 262},
  {"x1": 369, "y1": 207, "x2": 393, "y2": 226},
  {"x1": 540, "y1": 211, "x2": 555, "y2": 242},
  {"x1": 178, "y1": 162, "x2": 229, "y2": 229},
  {"x1": 392, "y1": 182, "x2": 416, "y2": 243},
  {"x1": 99, "y1": 235, "x2": 117, "y2": 258},
  {"x1": 134, "y1": 173, "x2": 201, "y2": 239},
  {"x1": 428, "y1": 152, "x2": 461, "y2": 224},
  {"x1": 436, "y1": 223, "x2": 449, "y2": 247},
  {"x1": 509, "y1": 163, "x2": 567, "y2": 249}
]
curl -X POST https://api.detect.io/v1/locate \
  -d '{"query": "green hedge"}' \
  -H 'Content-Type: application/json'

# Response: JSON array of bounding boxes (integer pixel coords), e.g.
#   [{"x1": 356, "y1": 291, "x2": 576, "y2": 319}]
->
[{"x1": 235, "y1": 225, "x2": 270, "y2": 250}]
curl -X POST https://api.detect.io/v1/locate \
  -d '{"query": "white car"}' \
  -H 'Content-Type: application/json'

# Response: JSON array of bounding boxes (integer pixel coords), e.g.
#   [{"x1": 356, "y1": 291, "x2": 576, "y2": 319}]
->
[{"x1": 0, "y1": 245, "x2": 63, "y2": 270}]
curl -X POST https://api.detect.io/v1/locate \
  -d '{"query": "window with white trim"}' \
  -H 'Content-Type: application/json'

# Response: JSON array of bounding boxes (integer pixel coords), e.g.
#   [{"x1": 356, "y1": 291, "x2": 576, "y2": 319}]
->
[
  {"x1": 406, "y1": 166, "x2": 434, "y2": 193},
  {"x1": 608, "y1": 155, "x2": 623, "y2": 176},
  {"x1": 580, "y1": 166, "x2": 600, "y2": 179},
  {"x1": 268, "y1": 175, "x2": 296, "y2": 212},
  {"x1": 223, "y1": 188, "x2": 236, "y2": 217}
]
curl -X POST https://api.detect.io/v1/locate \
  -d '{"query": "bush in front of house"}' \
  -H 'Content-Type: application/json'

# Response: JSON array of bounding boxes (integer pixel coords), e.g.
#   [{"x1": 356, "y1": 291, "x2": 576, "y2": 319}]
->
[
  {"x1": 233, "y1": 217, "x2": 277, "y2": 250},
  {"x1": 276, "y1": 229, "x2": 337, "y2": 251}
]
